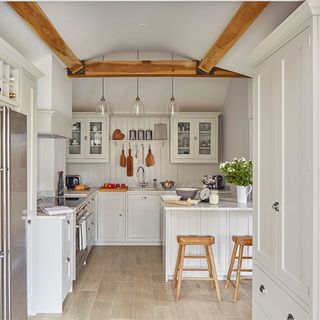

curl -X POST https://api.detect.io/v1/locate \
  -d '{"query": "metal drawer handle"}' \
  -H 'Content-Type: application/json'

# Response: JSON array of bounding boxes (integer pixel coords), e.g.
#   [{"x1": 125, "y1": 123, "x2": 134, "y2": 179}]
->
[
  {"x1": 259, "y1": 284, "x2": 266, "y2": 295},
  {"x1": 287, "y1": 314, "x2": 294, "y2": 320},
  {"x1": 272, "y1": 201, "x2": 280, "y2": 212}
]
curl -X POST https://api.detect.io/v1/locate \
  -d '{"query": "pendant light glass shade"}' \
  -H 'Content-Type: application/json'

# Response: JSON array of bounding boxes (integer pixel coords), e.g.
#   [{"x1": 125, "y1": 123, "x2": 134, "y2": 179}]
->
[
  {"x1": 131, "y1": 51, "x2": 145, "y2": 116},
  {"x1": 96, "y1": 56, "x2": 111, "y2": 115},
  {"x1": 167, "y1": 95, "x2": 180, "y2": 116},
  {"x1": 167, "y1": 76, "x2": 180, "y2": 116}
]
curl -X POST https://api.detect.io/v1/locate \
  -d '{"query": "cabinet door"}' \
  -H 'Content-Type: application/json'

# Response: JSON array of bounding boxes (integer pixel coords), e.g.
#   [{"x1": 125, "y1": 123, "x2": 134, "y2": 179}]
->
[
  {"x1": 86, "y1": 118, "x2": 108, "y2": 159},
  {"x1": 127, "y1": 194, "x2": 161, "y2": 240},
  {"x1": 62, "y1": 218, "x2": 72, "y2": 299},
  {"x1": 253, "y1": 54, "x2": 279, "y2": 273},
  {"x1": 68, "y1": 118, "x2": 86, "y2": 158},
  {"x1": 194, "y1": 118, "x2": 218, "y2": 162},
  {"x1": 171, "y1": 118, "x2": 194, "y2": 160},
  {"x1": 97, "y1": 193, "x2": 125, "y2": 241},
  {"x1": 276, "y1": 28, "x2": 312, "y2": 302}
]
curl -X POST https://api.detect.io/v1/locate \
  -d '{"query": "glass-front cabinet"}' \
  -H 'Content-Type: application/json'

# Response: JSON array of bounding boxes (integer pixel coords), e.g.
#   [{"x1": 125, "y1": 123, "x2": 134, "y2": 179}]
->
[
  {"x1": 171, "y1": 113, "x2": 220, "y2": 163},
  {"x1": 67, "y1": 114, "x2": 109, "y2": 162}
]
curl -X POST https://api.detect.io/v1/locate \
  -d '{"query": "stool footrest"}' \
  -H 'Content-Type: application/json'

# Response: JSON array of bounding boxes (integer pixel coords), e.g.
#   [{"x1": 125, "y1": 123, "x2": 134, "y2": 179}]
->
[
  {"x1": 182, "y1": 268, "x2": 209, "y2": 271},
  {"x1": 184, "y1": 255, "x2": 208, "y2": 259},
  {"x1": 235, "y1": 256, "x2": 252, "y2": 259},
  {"x1": 181, "y1": 277, "x2": 215, "y2": 281},
  {"x1": 232, "y1": 268, "x2": 253, "y2": 272}
]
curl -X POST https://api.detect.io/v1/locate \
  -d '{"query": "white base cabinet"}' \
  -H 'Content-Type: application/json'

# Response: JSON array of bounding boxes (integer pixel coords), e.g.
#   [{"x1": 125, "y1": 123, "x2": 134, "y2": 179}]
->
[
  {"x1": 96, "y1": 192, "x2": 126, "y2": 243},
  {"x1": 127, "y1": 194, "x2": 161, "y2": 242},
  {"x1": 33, "y1": 214, "x2": 73, "y2": 313}
]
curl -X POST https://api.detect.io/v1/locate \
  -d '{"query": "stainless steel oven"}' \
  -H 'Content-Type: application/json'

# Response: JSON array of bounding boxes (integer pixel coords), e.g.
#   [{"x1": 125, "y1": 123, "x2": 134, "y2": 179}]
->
[{"x1": 75, "y1": 198, "x2": 95, "y2": 275}]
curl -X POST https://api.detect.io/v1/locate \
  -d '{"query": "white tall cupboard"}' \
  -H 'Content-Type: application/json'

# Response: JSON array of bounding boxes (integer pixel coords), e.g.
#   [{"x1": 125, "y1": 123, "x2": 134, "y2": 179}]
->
[{"x1": 251, "y1": 3, "x2": 320, "y2": 319}]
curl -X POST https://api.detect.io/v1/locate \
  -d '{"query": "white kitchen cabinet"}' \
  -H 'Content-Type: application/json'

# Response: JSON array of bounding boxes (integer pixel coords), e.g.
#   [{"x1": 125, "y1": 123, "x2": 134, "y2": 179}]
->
[
  {"x1": 33, "y1": 214, "x2": 73, "y2": 313},
  {"x1": 127, "y1": 194, "x2": 161, "y2": 242},
  {"x1": 251, "y1": 7, "x2": 316, "y2": 317},
  {"x1": 67, "y1": 112, "x2": 109, "y2": 162},
  {"x1": 171, "y1": 112, "x2": 220, "y2": 163},
  {"x1": 96, "y1": 192, "x2": 126, "y2": 243}
]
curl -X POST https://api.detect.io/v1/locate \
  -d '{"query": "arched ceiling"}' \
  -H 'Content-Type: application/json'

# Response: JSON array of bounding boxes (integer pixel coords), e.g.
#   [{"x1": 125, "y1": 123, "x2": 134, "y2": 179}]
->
[{"x1": 0, "y1": 1, "x2": 300, "y2": 76}]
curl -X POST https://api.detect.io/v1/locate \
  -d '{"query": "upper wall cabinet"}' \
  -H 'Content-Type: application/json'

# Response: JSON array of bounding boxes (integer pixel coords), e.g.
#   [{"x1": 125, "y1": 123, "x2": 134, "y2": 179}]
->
[
  {"x1": 67, "y1": 113, "x2": 109, "y2": 163},
  {"x1": 171, "y1": 112, "x2": 221, "y2": 163},
  {"x1": 35, "y1": 54, "x2": 73, "y2": 138}
]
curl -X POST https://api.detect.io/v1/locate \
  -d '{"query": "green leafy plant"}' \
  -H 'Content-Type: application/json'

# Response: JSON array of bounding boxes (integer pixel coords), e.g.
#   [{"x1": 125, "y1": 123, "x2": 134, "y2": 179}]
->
[{"x1": 219, "y1": 157, "x2": 253, "y2": 186}]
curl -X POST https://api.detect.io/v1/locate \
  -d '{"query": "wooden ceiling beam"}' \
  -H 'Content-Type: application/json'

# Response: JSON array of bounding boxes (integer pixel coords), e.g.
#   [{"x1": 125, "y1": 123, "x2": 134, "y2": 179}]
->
[
  {"x1": 199, "y1": 1, "x2": 269, "y2": 73},
  {"x1": 9, "y1": 2, "x2": 83, "y2": 74},
  {"x1": 67, "y1": 60, "x2": 249, "y2": 78}
]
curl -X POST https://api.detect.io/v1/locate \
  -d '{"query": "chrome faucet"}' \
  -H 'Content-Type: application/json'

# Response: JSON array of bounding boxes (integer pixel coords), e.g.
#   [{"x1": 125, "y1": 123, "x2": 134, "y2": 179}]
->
[{"x1": 136, "y1": 166, "x2": 148, "y2": 187}]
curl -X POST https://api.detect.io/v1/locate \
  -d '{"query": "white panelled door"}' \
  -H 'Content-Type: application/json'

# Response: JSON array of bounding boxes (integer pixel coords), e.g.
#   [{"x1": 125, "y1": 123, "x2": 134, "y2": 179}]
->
[
  {"x1": 276, "y1": 28, "x2": 312, "y2": 303},
  {"x1": 254, "y1": 54, "x2": 279, "y2": 274}
]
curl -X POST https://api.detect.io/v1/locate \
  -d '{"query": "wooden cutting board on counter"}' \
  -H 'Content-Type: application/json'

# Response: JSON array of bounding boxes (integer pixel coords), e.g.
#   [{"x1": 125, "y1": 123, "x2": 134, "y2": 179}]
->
[{"x1": 99, "y1": 187, "x2": 128, "y2": 192}]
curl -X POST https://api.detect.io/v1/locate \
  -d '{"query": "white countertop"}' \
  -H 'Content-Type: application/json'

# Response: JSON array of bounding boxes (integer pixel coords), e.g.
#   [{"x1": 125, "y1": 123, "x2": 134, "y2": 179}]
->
[{"x1": 162, "y1": 199, "x2": 252, "y2": 211}]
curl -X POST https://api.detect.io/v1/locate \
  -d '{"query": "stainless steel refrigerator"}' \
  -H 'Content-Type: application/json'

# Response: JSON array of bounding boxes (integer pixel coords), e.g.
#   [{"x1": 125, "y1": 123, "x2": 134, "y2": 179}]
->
[{"x1": 1, "y1": 106, "x2": 27, "y2": 320}]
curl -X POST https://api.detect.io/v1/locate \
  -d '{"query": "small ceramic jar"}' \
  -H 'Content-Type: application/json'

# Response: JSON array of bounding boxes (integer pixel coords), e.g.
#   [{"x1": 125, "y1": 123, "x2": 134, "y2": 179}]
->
[{"x1": 209, "y1": 190, "x2": 219, "y2": 205}]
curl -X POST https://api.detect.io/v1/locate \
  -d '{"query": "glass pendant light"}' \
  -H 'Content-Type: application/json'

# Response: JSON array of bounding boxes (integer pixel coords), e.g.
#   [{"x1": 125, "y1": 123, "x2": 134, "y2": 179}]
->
[
  {"x1": 131, "y1": 51, "x2": 145, "y2": 116},
  {"x1": 96, "y1": 56, "x2": 111, "y2": 115},
  {"x1": 167, "y1": 54, "x2": 180, "y2": 116}
]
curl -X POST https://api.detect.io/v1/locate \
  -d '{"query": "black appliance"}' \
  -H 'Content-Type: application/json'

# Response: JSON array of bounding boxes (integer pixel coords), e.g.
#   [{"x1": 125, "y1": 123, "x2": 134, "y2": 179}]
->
[{"x1": 66, "y1": 175, "x2": 81, "y2": 189}]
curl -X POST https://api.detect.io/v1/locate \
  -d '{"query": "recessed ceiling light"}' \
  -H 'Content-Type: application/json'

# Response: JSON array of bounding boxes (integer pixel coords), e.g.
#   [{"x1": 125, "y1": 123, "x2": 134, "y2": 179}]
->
[{"x1": 138, "y1": 23, "x2": 147, "y2": 28}]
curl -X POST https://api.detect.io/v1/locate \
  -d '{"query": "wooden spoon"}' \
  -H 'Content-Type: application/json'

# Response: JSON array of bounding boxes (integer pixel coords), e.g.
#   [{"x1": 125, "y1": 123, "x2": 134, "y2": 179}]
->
[
  {"x1": 127, "y1": 145, "x2": 134, "y2": 176},
  {"x1": 145, "y1": 145, "x2": 155, "y2": 167},
  {"x1": 120, "y1": 144, "x2": 126, "y2": 167}
]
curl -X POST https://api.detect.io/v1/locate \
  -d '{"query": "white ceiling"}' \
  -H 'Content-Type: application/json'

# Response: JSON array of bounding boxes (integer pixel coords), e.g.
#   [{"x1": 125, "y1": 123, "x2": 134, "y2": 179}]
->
[
  {"x1": 0, "y1": 1, "x2": 300, "y2": 75},
  {"x1": 0, "y1": 1, "x2": 300, "y2": 112}
]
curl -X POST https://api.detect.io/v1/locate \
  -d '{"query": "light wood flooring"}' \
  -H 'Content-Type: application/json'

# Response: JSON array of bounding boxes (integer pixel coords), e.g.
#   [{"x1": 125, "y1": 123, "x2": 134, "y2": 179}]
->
[{"x1": 29, "y1": 246, "x2": 252, "y2": 320}]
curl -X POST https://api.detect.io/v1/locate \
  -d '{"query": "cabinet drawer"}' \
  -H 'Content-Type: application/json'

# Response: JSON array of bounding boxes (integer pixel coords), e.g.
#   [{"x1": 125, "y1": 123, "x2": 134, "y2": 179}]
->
[
  {"x1": 253, "y1": 302, "x2": 271, "y2": 320},
  {"x1": 253, "y1": 265, "x2": 309, "y2": 320}
]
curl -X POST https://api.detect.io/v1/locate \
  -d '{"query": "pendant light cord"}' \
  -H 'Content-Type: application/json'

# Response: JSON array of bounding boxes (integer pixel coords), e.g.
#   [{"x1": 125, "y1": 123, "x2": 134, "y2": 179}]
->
[
  {"x1": 171, "y1": 53, "x2": 174, "y2": 99},
  {"x1": 102, "y1": 55, "x2": 105, "y2": 100},
  {"x1": 136, "y1": 50, "x2": 140, "y2": 98}
]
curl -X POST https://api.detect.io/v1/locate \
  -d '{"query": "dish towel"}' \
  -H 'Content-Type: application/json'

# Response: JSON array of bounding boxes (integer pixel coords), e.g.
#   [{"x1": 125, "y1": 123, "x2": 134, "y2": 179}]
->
[
  {"x1": 80, "y1": 219, "x2": 87, "y2": 250},
  {"x1": 42, "y1": 206, "x2": 73, "y2": 215}
]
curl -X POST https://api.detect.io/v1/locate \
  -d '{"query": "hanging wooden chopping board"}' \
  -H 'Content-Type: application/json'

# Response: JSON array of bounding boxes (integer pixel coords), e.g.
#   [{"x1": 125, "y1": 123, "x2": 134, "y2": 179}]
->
[
  {"x1": 145, "y1": 145, "x2": 155, "y2": 167},
  {"x1": 127, "y1": 145, "x2": 134, "y2": 176},
  {"x1": 120, "y1": 144, "x2": 126, "y2": 167}
]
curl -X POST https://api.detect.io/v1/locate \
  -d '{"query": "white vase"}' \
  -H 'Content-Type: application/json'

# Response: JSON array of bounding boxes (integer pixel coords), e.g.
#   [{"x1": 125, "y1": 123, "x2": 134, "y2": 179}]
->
[{"x1": 236, "y1": 185, "x2": 252, "y2": 203}]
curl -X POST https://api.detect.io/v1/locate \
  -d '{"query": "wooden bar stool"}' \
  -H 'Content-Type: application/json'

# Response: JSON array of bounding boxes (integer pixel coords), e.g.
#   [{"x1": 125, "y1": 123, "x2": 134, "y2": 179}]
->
[
  {"x1": 225, "y1": 235, "x2": 253, "y2": 302},
  {"x1": 172, "y1": 235, "x2": 221, "y2": 302}
]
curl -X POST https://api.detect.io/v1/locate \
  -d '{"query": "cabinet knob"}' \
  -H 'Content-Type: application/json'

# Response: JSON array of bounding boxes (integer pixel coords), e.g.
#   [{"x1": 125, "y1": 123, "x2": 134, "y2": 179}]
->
[
  {"x1": 84, "y1": 136, "x2": 88, "y2": 140},
  {"x1": 259, "y1": 284, "x2": 266, "y2": 295},
  {"x1": 119, "y1": 214, "x2": 122, "y2": 217},
  {"x1": 66, "y1": 220, "x2": 70, "y2": 225},
  {"x1": 287, "y1": 314, "x2": 294, "y2": 320},
  {"x1": 92, "y1": 222, "x2": 94, "y2": 225},
  {"x1": 27, "y1": 219, "x2": 32, "y2": 225},
  {"x1": 66, "y1": 257, "x2": 70, "y2": 263},
  {"x1": 88, "y1": 227, "x2": 91, "y2": 231},
  {"x1": 142, "y1": 196, "x2": 147, "y2": 200},
  {"x1": 272, "y1": 201, "x2": 280, "y2": 212}
]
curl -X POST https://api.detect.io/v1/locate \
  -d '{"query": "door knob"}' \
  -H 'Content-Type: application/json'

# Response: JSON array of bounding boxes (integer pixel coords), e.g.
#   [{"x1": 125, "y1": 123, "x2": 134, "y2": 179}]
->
[
  {"x1": 259, "y1": 284, "x2": 266, "y2": 294},
  {"x1": 272, "y1": 201, "x2": 280, "y2": 212}
]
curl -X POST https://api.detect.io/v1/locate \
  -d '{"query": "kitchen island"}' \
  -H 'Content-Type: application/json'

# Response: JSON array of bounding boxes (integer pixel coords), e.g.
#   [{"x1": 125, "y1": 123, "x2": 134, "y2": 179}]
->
[{"x1": 162, "y1": 200, "x2": 253, "y2": 281}]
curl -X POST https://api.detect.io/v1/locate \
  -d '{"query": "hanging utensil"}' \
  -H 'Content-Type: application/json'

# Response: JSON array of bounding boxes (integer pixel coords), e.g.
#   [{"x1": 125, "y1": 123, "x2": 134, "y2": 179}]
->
[
  {"x1": 145, "y1": 145, "x2": 155, "y2": 167},
  {"x1": 127, "y1": 144, "x2": 134, "y2": 176},
  {"x1": 120, "y1": 144, "x2": 126, "y2": 168},
  {"x1": 135, "y1": 145, "x2": 138, "y2": 159},
  {"x1": 141, "y1": 144, "x2": 145, "y2": 165}
]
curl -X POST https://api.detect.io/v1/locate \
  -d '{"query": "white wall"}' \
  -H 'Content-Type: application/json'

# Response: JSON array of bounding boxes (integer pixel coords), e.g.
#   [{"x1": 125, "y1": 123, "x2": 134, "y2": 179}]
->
[
  {"x1": 37, "y1": 137, "x2": 66, "y2": 195},
  {"x1": 222, "y1": 79, "x2": 250, "y2": 161}
]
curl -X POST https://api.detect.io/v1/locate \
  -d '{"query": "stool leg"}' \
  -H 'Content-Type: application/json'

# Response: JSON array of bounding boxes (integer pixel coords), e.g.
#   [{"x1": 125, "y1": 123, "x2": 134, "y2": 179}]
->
[
  {"x1": 234, "y1": 244, "x2": 244, "y2": 302},
  {"x1": 207, "y1": 245, "x2": 221, "y2": 303},
  {"x1": 173, "y1": 245, "x2": 182, "y2": 289},
  {"x1": 205, "y1": 245, "x2": 215, "y2": 288},
  {"x1": 225, "y1": 242, "x2": 238, "y2": 289},
  {"x1": 176, "y1": 244, "x2": 186, "y2": 301}
]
